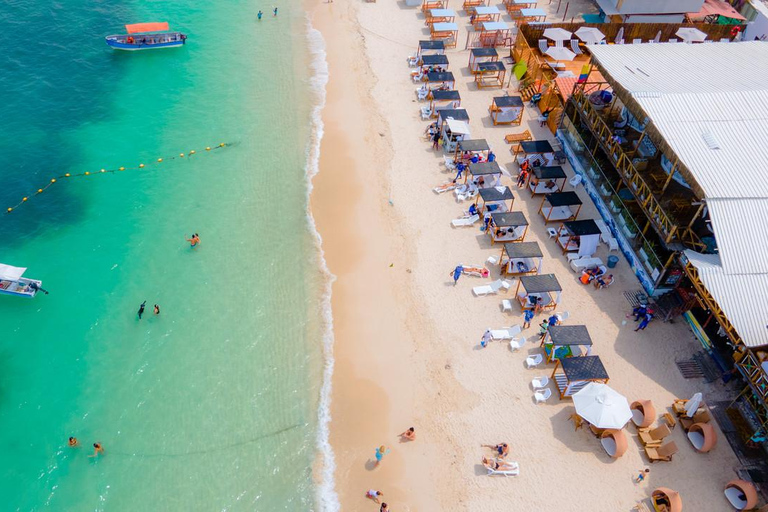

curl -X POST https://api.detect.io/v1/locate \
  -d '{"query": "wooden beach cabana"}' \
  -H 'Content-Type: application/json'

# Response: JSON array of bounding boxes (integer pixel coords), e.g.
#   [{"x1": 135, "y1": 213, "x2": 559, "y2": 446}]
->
[
  {"x1": 513, "y1": 139, "x2": 555, "y2": 165},
  {"x1": 515, "y1": 7, "x2": 547, "y2": 22},
  {"x1": 419, "y1": 54, "x2": 449, "y2": 71},
  {"x1": 470, "y1": 5, "x2": 501, "y2": 27},
  {"x1": 489, "y1": 95, "x2": 524, "y2": 126},
  {"x1": 488, "y1": 211, "x2": 528, "y2": 244},
  {"x1": 425, "y1": 8, "x2": 456, "y2": 25},
  {"x1": 503, "y1": 0, "x2": 536, "y2": 15},
  {"x1": 538, "y1": 191, "x2": 582, "y2": 223},
  {"x1": 475, "y1": 61, "x2": 506, "y2": 89},
  {"x1": 425, "y1": 71, "x2": 455, "y2": 90},
  {"x1": 514, "y1": 273, "x2": 561, "y2": 311},
  {"x1": 527, "y1": 165, "x2": 566, "y2": 195},
  {"x1": 555, "y1": 219, "x2": 601, "y2": 255},
  {"x1": 468, "y1": 48, "x2": 498, "y2": 74},
  {"x1": 479, "y1": 21, "x2": 512, "y2": 47},
  {"x1": 421, "y1": 0, "x2": 446, "y2": 13},
  {"x1": 541, "y1": 325, "x2": 593, "y2": 362},
  {"x1": 438, "y1": 112, "x2": 471, "y2": 153},
  {"x1": 455, "y1": 138, "x2": 489, "y2": 162},
  {"x1": 477, "y1": 186, "x2": 514, "y2": 215},
  {"x1": 467, "y1": 161, "x2": 502, "y2": 188},
  {"x1": 429, "y1": 89, "x2": 460, "y2": 117},
  {"x1": 416, "y1": 40, "x2": 445, "y2": 57},
  {"x1": 430, "y1": 22, "x2": 459, "y2": 48},
  {"x1": 463, "y1": 0, "x2": 489, "y2": 11},
  {"x1": 551, "y1": 355, "x2": 609, "y2": 399},
  {"x1": 499, "y1": 241, "x2": 543, "y2": 277}
]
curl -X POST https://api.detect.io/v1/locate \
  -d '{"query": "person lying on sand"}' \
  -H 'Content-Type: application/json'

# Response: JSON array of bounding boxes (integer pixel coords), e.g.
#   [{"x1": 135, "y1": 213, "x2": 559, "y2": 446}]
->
[
  {"x1": 399, "y1": 427, "x2": 416, "y2": 441},
  {"x1": 482, "y1": 443, "x2": 509, "y2": 458},
  {"x1": 482, "y1": 456, "x2": 516, "y2": 471}
]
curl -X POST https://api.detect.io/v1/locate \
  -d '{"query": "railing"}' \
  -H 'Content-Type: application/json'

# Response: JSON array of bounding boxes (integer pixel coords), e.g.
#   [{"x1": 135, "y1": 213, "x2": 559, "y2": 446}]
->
[{"x1": 572, "y1": 91, "x2": 679, "y2": 244}]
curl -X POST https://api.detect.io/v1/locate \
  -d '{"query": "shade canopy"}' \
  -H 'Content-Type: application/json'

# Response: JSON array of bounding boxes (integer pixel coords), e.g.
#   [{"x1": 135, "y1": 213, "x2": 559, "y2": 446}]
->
[
  {"x1": 653, "y1": 488, "x2": 682, "y2": 512},
  {"x1": 494, "y1": 95, "x2": 524, "y2": 108},
  {"x1": 478, "y1": 186, "x2": 514, "y2": 202},
  {"x1": 548, "y1": 325, "x2": 592, "y2": 346},
  {"x1": 545, "y1": 46, "x2": 576, "y2": 61},
  {"x1": 676, "y1": 27, "x2": 708, "y2": 42},
  {"x1": 471, "y1": 47, "x2": 498, "y2": 57},
  {"x1": 546, "y1": 191, "x2": 582, "y2": 207},
  {"x1": 562, "y1": 356, "x2": 609, "y2": 382},
  {"x1": 421, "y1": 54, "x2": 449, "y2": 66},
  {"x1": 503, "y1": 241, "x2": 542, "y2": 259},
  {"x1": 543, "y1": 28, "x2": 573, "y2": 41},
  {"x1": 475, "y1": 5, "x2": 501, "y2": 14},
  {"x1": 0, "y1": 264, "x2": 26, "y2": 281},
  {"x1": 562, "y1": 219, "x2": 601, "y2": 236},
  {"x1": 429, "y1": 8, "x2": 455, "y2": 16},
  {"x1": 532, "y1": 165, "x2": 566, "y2": 180},
  {"x1": 478, "y1": 61, "x2": 506, "y2": 72},
  {"x1": 432, "y1": 22, "x2": 458, "y2": 31},
  {"x1": 126, "y1": 22, "x2": 170, "y2": 34},
  {"x1": 419, "y1": 40, "x2": 445, "y2": 50},
  {"x1": 457, "y1": 139, "x2": 488, "y2": 152},
  {"x1": 520, "y1": 140, "x2": 553, "y2": 153},
  {"x1": 481, "y1": 21, "x2": 509, "y2": 31},
  {"x1": 469, "y1": 161, "x2": 502, "y2": 176},
  {"x1": 520, "y1": 273, "x2": 561, "y2": 293},
  {"x1": 446, "y1": 119, "x2": 470, "y2": 135},
  {"x1": 438, "y1": 108, "x2": 469, "y2": 122},
  {"x1": 426, "y1": 71, "x2": 455, "y2": 83},
  {"x1": 520, "y1": 8, "x2": 546, "y2": 16},
  {"x1": 574, "y1": 26, "x2": 605, "y2": 44},
  {"x1": 573, "y1": 382, "x2": 632, "y2": 429},
  {"x1": 431, "y1": 90, "x2": 460, "y2": 101},
  {"x1": 491, "y1": 211, "x2": 528, "y2": 227}
]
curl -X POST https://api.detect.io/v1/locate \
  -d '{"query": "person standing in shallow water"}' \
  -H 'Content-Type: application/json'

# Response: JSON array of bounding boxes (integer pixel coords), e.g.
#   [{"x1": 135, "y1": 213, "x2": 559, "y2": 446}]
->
[
  {"x1": 186, "y1": 233, "x2": 200, "y2": 248},
  {"x1": 154, "y1": 304, "x2": 160, "y2": 315},
  {"x1": 257, "y1": 10, "x2": 262, "y2": 20},
  {"x1": 137, "y1": 301, "x2": 146, "y2": 320}
]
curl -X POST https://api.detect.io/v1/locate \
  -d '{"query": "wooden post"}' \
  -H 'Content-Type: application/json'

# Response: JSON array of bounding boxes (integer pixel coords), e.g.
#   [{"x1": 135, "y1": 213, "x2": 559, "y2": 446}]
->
[
  {"x1": 687, "y1": 202, "x2": 705, "y2": 230},
  {"x1": 660, "y1": 162, "x2": 677, "y2": 195}
]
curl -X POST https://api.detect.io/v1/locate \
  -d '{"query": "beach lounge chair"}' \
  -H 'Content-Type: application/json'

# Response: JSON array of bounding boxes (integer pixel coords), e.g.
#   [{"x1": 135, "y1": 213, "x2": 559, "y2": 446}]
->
[
  {"x1": 570, "y1": 39, "x2": 582, "y2": 55},
  {"x1": 644, "y1": 441, "x2": 678, "y2": 463},
  {"x1": 407, "y1": 55, "x2": 419, "y2": 67},
  {"x1": 416, "y1": 87, "x2": 429, "y2": 101},
  {"x1": 473, "y1": 279, "x2": 510, "y2": 296},
  {"x1": 663, "y1": 412, "x2": 677, "y2": 430},
  {"x1": 569, "y1": 175, "x2": 582, "y2": 188},
  {"x1": 490, "y1": 324, "x2": 521, "y2": 340},
  {"x1": 525, "y1": 353, "x2": 543, "y2": 368},
  {"x1": 531, "y1": 376, "x2": 549, "y2": 389},
  {"x1": 534, "y1": 388, "x2": 551, "y2": 403},
  {"x1": 538, "y1": 39, "x2": 548, "y2": 54},
  {"x1": 556, "y1": 311, "x2": 569, "y2": 322},
  {"x1": 487, "y1": 461, "x2": 520, "y2": 476},
  {"x1": 420, "y1": 106, "x2": 432, "y2": 120},
  {"x1": 504, "y1": 130, "x2": 532, "y2": 144},
  {"x1": 569, "y1": 257, "x2": 604, "y2": 272},
  {"x1": 443, "y1": 155, "x2": 457, "y2": 170},
  {"x1": 451, "y1": 214, "x2": 480, "y2": 227},
  {"x1": 638, "y1": 424, "x2": 671, "y2": 446},
  {"x1": 509, "y1": 336, "x2": 526, "y2": 351},
  {"x1": 501, "y1": 299, "x2": 513, "y2": 312},
  {"x1": 434, "y1": 182, "x2": 457, "y2": 194}
]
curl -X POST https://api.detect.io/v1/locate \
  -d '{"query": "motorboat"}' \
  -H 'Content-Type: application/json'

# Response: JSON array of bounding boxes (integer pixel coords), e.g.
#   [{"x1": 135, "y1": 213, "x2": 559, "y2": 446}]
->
[
  {"x1": 0, "y1": 263, "x2": 45, "y2": 298},
  {"x1": 106, "y1": 22, "x2": 186, "y2": 51}
]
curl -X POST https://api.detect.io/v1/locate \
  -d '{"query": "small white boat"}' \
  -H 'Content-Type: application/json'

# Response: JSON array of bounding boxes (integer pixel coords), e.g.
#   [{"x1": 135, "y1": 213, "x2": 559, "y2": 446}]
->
[{"x1": 0, "y1": 263, "x2": 45, "y2": 298}]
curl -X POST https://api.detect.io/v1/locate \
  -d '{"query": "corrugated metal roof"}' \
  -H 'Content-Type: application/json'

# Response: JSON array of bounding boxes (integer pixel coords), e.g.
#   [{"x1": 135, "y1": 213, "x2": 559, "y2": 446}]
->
[
  {"x1": 685, "y1": 250, "x2": 768, "y2": 348},
  {"x1": 707, "y1": 199, "x2": 768, "y2": 275}
]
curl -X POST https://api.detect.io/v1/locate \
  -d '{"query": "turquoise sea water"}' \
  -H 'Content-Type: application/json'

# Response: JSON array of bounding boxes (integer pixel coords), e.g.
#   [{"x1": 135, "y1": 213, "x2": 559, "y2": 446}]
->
[{"x1": 0, "y1": 1, "x2": 328, "y2": 510}]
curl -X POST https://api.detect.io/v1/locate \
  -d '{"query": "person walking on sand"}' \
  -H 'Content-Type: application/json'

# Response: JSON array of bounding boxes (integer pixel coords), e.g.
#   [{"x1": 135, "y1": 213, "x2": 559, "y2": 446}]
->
[
  {"x1": 137, "y1": 301, "x2": 146, "y2": 320},
  {"x1": 374, "y1": 445, "x2": 390, "y2": 467},
  {"x1": 380, "y1": 504, "x2": 389, "y2": 512},
  {"x1": 154, "y1": 304, "x2": 160, "y2": 315},
  {"x1": 399, "y1": 427, "x2": 416, "y2": 441},
  {"x1": 451, "y1": 265, "x2": 463, "y2": 285},
  {"x1": 537, "y1": 318, "x2": 549, "y2": 341},
  {"x1": 481, "y1": 328, "x2": 492, "y2": 348},
  {"x1": 365, "y1": 489, "x2": 383, "y2": 504},
  {"x1": 522, "y1": 308, "x2": 534, "y2": 329},
  {"x1": 186, "y1": 233, "x2": 200, "y2": 248},
  {"x1": 635, "y1": 311, "x2": 654, "y2": 332},
  {"x1": 89, "y1": 442, "x2": 104, "y2": 458},
  {"x1": 635, "y1": 468, "x2": 649, "y2": 483}
]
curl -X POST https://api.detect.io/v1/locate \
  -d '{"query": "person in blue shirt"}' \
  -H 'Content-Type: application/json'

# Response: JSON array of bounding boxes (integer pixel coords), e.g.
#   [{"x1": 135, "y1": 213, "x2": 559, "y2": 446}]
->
[
  {"x1": 455, "y1": 161, "x2": 466, "y2": 181},
  {"x1": 468, "y1": 203, "x2": 478, "y2": 217},
  {"x1": 487, "y1": 150, "x2": 496, "y2": 162},
  {"x1": 273, "y1": 7, "x2": 278, "y2": 16},
  {"x1": 258, "y1": 10, "x2": 263, "y2": 19},
  {"x1": 523, "y1": 308, "x2": 535, "y2": 329}
]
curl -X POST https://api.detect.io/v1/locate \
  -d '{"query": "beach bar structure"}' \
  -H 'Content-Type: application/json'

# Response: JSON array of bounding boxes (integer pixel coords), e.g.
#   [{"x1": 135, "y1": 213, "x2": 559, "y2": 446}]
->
[
  {"x1": 499, "y1": 241, "x2": 543, "y2": 277},
  {"x1": 424, "y1": 71, "x2": 455, "y2": 90},
  {"x1": 468, "y1": 48, "x2": 498, "y2": 74},
  {"x1": 514, "y1": 273, "x2": 561, "y2": 311},
  {"x1": 470, "y1": 5, "x2": 501, "y2": 27},
  {"x1": 430, "y1": 22, "x2": 459, "y2": 48},
  {"x1": 467, "y1": 161, "x2": 502, "y2": 188},
  {"x1": 428, "y1": 90, "x2": 461, "y2": 117},
  {"x1": 550, "y1": 355, "x2": 609, "y2": 399},
  {"x1": 454, "y1": 138, "x2": 489, "y2": 161},
  {"x1": 513, "y1": 139, "x2": 555, "y2": 165},
  {"x1": 555, "y1": 219, "x2": 601, "y2": 256},
  {"x1": 538, "y1": 191, "x2": 582, "y2": 224},
  {"x1": 475, "y1": 61, "x2": 506, "y2": 89},
  {"x1": 416, "y1": 40, "x2": 445, "y2": 57},
  {"x1": 477, "y1": 186, "x2": 514, "y2": 215},
  {"x1": 478, "y1": 21, "x2": 512, "y2": 47},
  {"x1": 488, "y1": 211, "x2": 528, "y2": 244},
  {"x1": 425, "y1": 8, "x2": 456, "y2": 25},
  {"x1": 421, "y1": 0, "x2": 447, "y2": 13},
  {"x1": 489, "y1": 95, "x2": 524, "y2": 126},
  {"x1": 527, "y1": 165, "x2": 566, "y2": 195},
  {"x1": 541, "y1": 325, "x2": 593, "y2": 362}
]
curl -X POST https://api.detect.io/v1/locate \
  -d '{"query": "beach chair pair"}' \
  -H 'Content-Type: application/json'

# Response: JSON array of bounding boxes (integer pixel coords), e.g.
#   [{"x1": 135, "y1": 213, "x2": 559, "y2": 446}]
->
[
  {"x1": 473, "y1": 279, "x2": 511, "y2": 296},
  {"x1": 504, "y1": 130, "x2": 532, "y2": 144},
  {"x1": 638, "y1": 424, "x2": 671, "y2": 446},
  {"x1": 451, "y1": 214, "x2": 479, "y2": 227},
  {"x1": 490, "y1": 324, "x2": 521, "y2": 340},
  {"x1": 644, "y1": 441, "x2": 678, "y2": 463}
]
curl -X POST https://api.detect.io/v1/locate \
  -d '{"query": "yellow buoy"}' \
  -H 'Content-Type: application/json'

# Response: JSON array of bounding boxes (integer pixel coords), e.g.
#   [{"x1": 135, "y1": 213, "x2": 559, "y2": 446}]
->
[
  {"x1": 7, "y1": 207, "x2": 12, "y2": 213},
  {"x1": 179, "y1": 153, "x2": 185, "y2": 158},
  {"x1": 219, "y1": 143, "x2": 225, "y2": 147},
  {"x1": 85, "y1": 171, "x2": 90, "y2": 175},
  {"x1": 119, "y1": 167, "x2": 125, "y2": 171},
  {"x1": 139, "y1": 163, "x2": 145, "y2": 168},
  {"x1": 189, "y1": 150, "x2": 196, "y2": 155},
  {"x1": 22, "y1": 197, "x2": 27, "y2": 202},
  {"x1": 100, "y1": 169, "x2": 106, "y2": 173},
  {"x1": 37, "y1": 189, "x2": 43, "y2": 193},
  {"x1": 51, "y1": 178, "x2": 56, "y2": 183},
  {"x1": 157, "y1": 158, "x2": 163, "y2": 162},
  {"x1": 206, "y1": 147, "x2": 211, "y2": 151}
]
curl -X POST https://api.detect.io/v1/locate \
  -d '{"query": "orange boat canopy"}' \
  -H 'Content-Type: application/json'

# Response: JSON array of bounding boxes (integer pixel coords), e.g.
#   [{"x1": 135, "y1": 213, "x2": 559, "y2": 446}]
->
[{"x1": 125, "y1": 22, "x2": 170, "y2": 34}]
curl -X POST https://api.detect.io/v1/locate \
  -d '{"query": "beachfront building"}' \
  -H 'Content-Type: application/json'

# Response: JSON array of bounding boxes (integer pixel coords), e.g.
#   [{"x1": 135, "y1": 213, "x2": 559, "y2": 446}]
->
[
  {"x1": 559, "y1": 40, "x2": 768, "y2": 443},
  {"x1": 588, "y1": 0, "x2": 705, "y2": 23}
]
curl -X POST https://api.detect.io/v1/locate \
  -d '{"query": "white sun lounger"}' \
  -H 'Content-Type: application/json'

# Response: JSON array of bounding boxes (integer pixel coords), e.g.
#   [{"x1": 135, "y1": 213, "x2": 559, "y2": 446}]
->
[
  {"x1": 451, "y1": 214, "x2": 480, "y2": 227},
  {"x1": 487, "y1": 461, "x2": 520, "y2": 476},
  {"x1": 473, "y1": 279, "x2": 510, "y2": 296},
  {"x1": 569, "y1": 257, "x2": 604, "y2": 272},
  {"x1": 490, "y1": 324, "x2": 521, "y2": 340}
]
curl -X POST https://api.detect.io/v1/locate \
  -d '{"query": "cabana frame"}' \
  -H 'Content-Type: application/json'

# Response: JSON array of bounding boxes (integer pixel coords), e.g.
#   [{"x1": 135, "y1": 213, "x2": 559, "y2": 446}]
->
[
  {"x1": 527, "y1": 165, "x2": 566, "y2": 195},
  {"x1": 489, "y1": 95, "x2": 524, "y2": 126},
  {"x1": 425, "y1": 8, "x2": 456, "y2": 25},
  {"x1": 541, "y1": 325, "x2": 593, "y2": 362},
  {"x1": 466, "y1": 160, "x2": 502, "y2": 188},
  {"x1": 550, "y1": 355, "x2": 609, "y2": 399},
  {"x1": 503, "y1": 0, "x2": 536, "y2": 14},
  {"x1": 479, "y1": 21, "x2": 512, "y2": 48},
  {"x1": 468, "y1": 48, "x2": 498, "y2": 74},
  {"x1": 416, "y1": 40, "x2": 445, "y2": 57},
  {"x1": 475, "y1": 61, "x2": 507, "y2": 89},
  {"x1": 470, "y1": 5, "x2": 501, "y2": 28},
  {"x1": 513, "y1": 139, "x2": 555, "y2": 163},
  {"x1": 499, "y1": 241, "x2": 543, "y2": 276},
  {"x1": 421, "y1": 0, "x2": 447, "y2": 13},
  {"x1": 418, "y1": 54, "x2": 450, "y2": 71},
  {"x1": 555, "y1": 219, "x2": 601, "y2": 254},
  {"x1": 514, "y1": 273, "x2": 562, "y2": 311},
  {"x1": 538, "y1": 191, "x2": 582, "y2": 224},
  {"x1": 424, "y1": 71, "x2": 455, "y2": 90},
  {"x1": 488, "y1": 211, "x2": 528, "y2": 243},
  {"x1": 428, "y1": 89, "x2": 461, "y2": 118},
  {"x1": 463, "y1": 0, "x2": 489, "y2": 11},
  {"x1": 430, "y1": 22, "x2": 459, "y2": 48},
  {"x1": 477, "y1": 186, "x2": 515, "y2": 215},
  {"x1": 454, "y1": 138, "x2": 489, "y2": 161}
]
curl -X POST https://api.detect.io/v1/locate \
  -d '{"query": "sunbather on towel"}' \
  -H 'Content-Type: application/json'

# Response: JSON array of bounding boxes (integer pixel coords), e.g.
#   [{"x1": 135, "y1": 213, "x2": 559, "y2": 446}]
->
[
  {"x1": 482, "y1": 443, "x2": 509, "y2": 458},
  {"x1": 482, "y1": 456, "x2": 515, "y2": 471},
  {"x1": 462, "y1": 266, "x2": 490, "y2": 278},
  {"x1": 433, "y1": 181, "x2": 457, "y2": 193}
]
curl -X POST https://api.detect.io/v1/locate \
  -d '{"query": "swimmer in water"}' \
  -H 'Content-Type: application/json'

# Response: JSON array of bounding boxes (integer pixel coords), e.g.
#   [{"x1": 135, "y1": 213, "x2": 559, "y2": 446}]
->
[
  {"x1": 89, "y1": 442, "x2": 104, "y2": 458},
  {"x1": 137, "y1": 301, "x2": 146, "y2": 320},
  {"x1": 186, "y1": 233, "x2": 200, "y2": 248},
  {"x1": 273, "y1": 6, "x2": 278, "y2": 16},
  {"x1": 154, "y1": 304, "x2": 160, "y2": 315},
  {"x1": 258, "y1": 10, "x2": 263, "y2": 19},
  {"x1": 68, "y1": 437, "x2": 79, "y2": 447}
]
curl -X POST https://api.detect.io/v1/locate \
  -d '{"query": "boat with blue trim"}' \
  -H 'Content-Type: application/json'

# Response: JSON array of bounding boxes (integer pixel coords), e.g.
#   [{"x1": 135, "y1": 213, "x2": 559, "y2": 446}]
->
[
  {"x1": 106, "y1": 22, "x2": 186, "y2": 51},
  {"x1": 0, "y1": 263, "x2": 46, "y2": 298}
]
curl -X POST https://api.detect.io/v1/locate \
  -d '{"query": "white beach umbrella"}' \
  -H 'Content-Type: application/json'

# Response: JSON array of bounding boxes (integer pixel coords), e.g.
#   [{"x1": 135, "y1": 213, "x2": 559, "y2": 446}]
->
[
  {"x1": 574, "y1": 26, "x2": 605, "y2": 44},
  {"x1": 543, "y1": 27, "x2": 573, "y2": 41},
  {"x1": 573, "y1": 383, "x2": 633, "y2": 429},
  {"x1": 684, "y1": 392, "x2": 703, "y2": 417},
  {"x1": 545, "y1": 46, "x2": 576, "y2": 62},
  {"x1": 676, "y1": 27, "x2": 708, "y2": 43}
]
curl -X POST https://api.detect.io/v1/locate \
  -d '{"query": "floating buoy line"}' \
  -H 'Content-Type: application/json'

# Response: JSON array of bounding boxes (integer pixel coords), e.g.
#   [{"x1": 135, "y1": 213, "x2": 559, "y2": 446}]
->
[{"x1": 6, "y1": 142, "x2": 230, "y2": 214}]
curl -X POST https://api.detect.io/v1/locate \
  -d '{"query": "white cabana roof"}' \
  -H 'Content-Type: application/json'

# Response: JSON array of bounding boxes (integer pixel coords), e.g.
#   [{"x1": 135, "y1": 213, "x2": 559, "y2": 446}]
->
[
  {"x1": 0, "y1": 264, "x2": 27, "y2": 281},
  {"x1": 481, "y1": 21, "x2": 509, "y2": 31},
  {"x1": 429, "y1": 8, "x2": 456, "y2": 16},
  {"x1": 432, "y1": 22, "x2": 458, "y2": 31},
  {"x1": 446, "y1": 119, "x2": 470, "y2": 135},
  {"x1": 474, "y1": 6, "x2": 500, "y2": 14}
]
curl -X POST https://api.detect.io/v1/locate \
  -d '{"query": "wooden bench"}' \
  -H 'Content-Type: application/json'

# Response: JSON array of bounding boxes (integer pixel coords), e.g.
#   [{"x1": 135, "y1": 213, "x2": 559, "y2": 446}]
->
[{"x1": 504, "y1": 129, "x2": 532, "y2": 144}]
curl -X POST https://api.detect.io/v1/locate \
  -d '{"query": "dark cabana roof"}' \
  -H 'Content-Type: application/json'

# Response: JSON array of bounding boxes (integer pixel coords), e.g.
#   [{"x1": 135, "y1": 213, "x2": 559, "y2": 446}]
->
[
  {"x1": 532, "y1": 165, "x2": 566, "y2": 180},
  {"x1": 479, "y1": 186, "x2": 514, "y2": 202},
  {"x1": 470, "y1": 47, "x2": 498, "y2": 57},
  {"x1": 548, "y1": 325, "x2": 593, "y2": 346},
  {"x1": 520, "y1": 273, "x2": 562, "y2": 293},
  {"x1": 545, "y1": 191, "x2": 582, "y2": 207},
  {"x1": 491, "y1": 211, "x2": 528, "y2": 227},
  {"x1": 469, "y1": 161, "x2": 502, "y2": 176},
  {"x1": 457, "y1": 139, "x2": 489, "y2": 152},
  {"x1": 562, "y1": 356, "x2": 609, "y2": 381},
  {"x1": 520, "y1": 140, "x2": 554, "y2": 154},
  {"x1": 426, "y1": 71, "x2": 455, "y2": 83},
  {"x1": 421, "y1": 54, "x2": 449, "y2": 66},
  {"x1": 503, "y1": 241, "x2": 543, "y2": 259},
  {"x1": 431, "y1": 90, "x2": 460, "y2": 101},
  {"x1": 562, "y1": 219, "x2": 601, "y2": 236},
  {"x1": 419, "y1": 40, "x2": 445, "y2": 50},
  {"x1": 478, "y1": 61, "x2": 506, "y2": 72},
  {"x1": 438, "y1": 108, "x2": 469, "y2": 122},
  {"x1": 494, "y1": 95, "x2": 524, "y2": 108}
]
